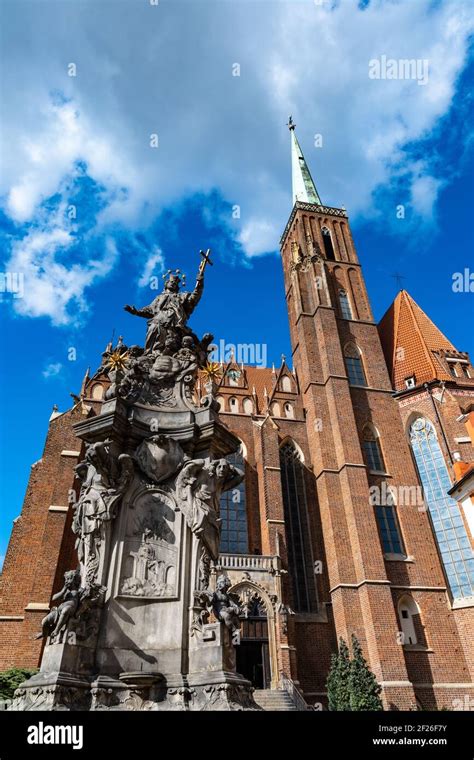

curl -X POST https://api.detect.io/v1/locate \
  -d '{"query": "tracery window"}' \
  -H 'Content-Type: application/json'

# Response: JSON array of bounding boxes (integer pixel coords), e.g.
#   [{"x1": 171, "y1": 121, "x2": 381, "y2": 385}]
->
[{"x1": 410, "y1": 417, "x2": 474, "y2": 600}]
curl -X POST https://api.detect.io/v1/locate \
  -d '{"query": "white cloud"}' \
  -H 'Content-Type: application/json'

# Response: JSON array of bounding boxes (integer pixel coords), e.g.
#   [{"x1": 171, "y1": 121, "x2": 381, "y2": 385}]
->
[
  {"x1": 42, "y1": 362, "x2": 63, "y2": 379},
  {"x1": 138, "y1": 246, "x2": 166, "y2": 288},
  {"x1": 9, "y1": 224, "x2": 119, "y2": 325},
  {"x1": 1, "y1": 0, "x2": 473, "y2": 322}
]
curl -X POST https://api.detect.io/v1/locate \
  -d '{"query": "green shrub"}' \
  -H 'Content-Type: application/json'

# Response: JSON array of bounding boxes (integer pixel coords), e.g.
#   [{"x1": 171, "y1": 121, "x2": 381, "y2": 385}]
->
[{"x1": 0, "y1": 668, "x2": 38, "y2": 700}]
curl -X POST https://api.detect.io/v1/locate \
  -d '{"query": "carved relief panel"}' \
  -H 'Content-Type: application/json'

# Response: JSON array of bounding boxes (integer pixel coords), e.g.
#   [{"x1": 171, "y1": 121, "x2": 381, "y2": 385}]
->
[{"x1": 118, "y1": 489, "x2": 180, "y2": 600}]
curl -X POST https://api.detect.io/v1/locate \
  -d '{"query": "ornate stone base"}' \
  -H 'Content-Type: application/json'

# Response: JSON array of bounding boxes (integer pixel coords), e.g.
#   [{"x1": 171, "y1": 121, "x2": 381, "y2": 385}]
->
[
  {"x1": 187, "y1": 671, "x2": 260, "y2": 711},
  {"x1": 10, "y1": 670, "x2": 260, "y2": 711},
  {"x1": 10, "y1": 671, "x2": 91, "y2": 711}
]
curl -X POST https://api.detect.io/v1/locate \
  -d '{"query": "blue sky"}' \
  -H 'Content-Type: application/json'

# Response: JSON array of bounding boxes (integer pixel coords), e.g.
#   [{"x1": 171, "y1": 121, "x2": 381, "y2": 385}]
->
[{"x1": 1, "y1": 0, "x2": 474, "y2": 566}]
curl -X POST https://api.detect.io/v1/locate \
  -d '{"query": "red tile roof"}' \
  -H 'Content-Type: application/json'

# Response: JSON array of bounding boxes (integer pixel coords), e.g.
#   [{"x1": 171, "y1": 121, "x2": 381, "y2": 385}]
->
[{"x1": 378, "y1": 290, "x2": 460, "y2": 390}]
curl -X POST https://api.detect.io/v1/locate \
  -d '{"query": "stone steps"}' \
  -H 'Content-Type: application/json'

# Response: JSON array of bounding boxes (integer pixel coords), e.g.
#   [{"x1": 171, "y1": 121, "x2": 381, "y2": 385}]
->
[{"x1": 253, "y1": 689, "x2": 299, "y2": 711}]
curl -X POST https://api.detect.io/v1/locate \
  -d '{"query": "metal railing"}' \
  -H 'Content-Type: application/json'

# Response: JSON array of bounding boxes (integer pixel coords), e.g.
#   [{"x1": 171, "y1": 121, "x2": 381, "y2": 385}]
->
[{"x1": 279, "y1": 671, "x2": 309, "y2": 711}]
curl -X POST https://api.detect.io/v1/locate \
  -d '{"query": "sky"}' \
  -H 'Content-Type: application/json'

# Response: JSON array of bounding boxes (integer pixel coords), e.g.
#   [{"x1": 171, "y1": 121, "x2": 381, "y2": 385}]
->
[{"x1": 1, "y1": 0, "x2": 473, "y2": 566}]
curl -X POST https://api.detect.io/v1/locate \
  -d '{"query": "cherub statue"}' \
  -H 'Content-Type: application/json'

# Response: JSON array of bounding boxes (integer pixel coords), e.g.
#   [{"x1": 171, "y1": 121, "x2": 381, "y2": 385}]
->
[
  {"x1": 35, "y1": 570, "x2": 81, "y2": 641},
  {"x1": 211, "y1": 574, "x2": 241, "y2": 635}
]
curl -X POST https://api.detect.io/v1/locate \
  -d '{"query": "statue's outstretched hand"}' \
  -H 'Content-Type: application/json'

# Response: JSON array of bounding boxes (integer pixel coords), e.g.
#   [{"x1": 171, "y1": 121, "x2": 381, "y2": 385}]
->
[{"x1": 124, "y1": 304, "x2": 137, "y2": 315}]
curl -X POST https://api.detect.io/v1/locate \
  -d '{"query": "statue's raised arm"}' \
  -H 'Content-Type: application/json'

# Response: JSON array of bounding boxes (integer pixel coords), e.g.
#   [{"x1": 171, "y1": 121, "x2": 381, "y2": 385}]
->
[{"x1": 185, "y1": 249, "x2": 213, "y2": 314}]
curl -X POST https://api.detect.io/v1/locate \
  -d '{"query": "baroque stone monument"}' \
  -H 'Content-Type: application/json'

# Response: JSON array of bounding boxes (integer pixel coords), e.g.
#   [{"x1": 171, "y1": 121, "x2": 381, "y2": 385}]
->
[{"x1": 13, "y1": 250, "x2": 258, "y2": 711}]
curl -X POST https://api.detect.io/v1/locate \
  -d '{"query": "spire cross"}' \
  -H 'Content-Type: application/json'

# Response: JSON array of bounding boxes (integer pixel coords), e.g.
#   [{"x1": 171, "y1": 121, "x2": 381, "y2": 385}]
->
[
  {"x1": 391, "y1": 272, "x2": 406, "y2": 290},
  {"x1": 198, "y1": 248, "x2": 213, "y2": 276},
  {"x1": 287, "y1": 115, "x2": 296, "y2": 131}
]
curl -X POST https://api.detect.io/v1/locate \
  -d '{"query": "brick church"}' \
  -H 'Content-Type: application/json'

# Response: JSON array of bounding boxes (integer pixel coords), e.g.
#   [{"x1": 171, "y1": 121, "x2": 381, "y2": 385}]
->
[{"x1": 1, "y1": 123, "x2": 473, "y2": 710}]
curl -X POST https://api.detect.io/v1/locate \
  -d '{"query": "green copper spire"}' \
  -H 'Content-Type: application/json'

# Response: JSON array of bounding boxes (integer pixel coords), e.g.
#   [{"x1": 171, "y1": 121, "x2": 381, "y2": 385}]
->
[{"x1": 288, "y1": 116, "x2": 322, "y2": 205}]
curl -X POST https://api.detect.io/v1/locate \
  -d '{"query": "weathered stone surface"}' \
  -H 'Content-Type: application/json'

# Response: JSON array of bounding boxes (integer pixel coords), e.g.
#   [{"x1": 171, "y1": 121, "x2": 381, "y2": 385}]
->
[{"x1": 11, "y1": 255, "x2": 258, "y2": 711}]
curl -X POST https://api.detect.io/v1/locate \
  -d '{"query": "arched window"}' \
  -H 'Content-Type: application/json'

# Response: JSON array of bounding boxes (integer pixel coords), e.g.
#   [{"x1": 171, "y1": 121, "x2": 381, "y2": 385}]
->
[
  {"x1": 362, "y1": 425, "x2": 385, "y2": 472},
  {"x1": 344, "y1": 343, "x2": 367, "y2": 387},
  {"x1": 216, "y1": 395, "x2": 225, "y2": 412},
  {"x1": 375, "y1": 505, "x2": 404, "y2": 555},
  {"x1": 242, "y1": 397, "x2": 253, "y2": 414},
  {"x1": 219, "y1": 446, "x2": 248, "y2": 555},
  {"x1": 281, "y1": 375, "x2": 292, "y2": 393},
  {"x1": 321, "y1": 226, "x2": 335, "y2": 261},
  {"x1": 398, "y1": 596, "x2": 419, "y2": 645},
  {"x1": 271, "y1": 402, "x2": 281, "y2": 417},
  {"x1": 339, "y1": 289, "x2": 353, "y2": 320},
  {"x1": 229, "y1": 397, "x2": 239, "y2": 414},
  {"x1": 284, "y1": 403, "x2": 294, "y2": 419},
  {"x1": 410, "y1": 417, "x2": 474, "y2": 600},
  {"x1": 91, "y1": 383, "x2": 104, "y2": 400},
  {"x1": 279, "y1": 441, "x2": 317, "y2": 612}
]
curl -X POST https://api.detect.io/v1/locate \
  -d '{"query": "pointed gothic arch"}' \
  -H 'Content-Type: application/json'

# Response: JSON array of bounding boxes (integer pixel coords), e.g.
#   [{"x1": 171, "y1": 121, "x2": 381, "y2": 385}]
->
[
  {"x1": 229, "y1": 579, "x2": 279, "y2": 689},
  {"x1": 408, "y1": 416, "x2": 474, "y2": 600},
  {"x1": 343, "y1": 341, "x2": 367, "y2": 387},
  {"x1": 279, "y1": 439, "x2": 317, "y2": 613},
  {"x1": 361, "y1": 422, "x2": 385, "y2": 472}
]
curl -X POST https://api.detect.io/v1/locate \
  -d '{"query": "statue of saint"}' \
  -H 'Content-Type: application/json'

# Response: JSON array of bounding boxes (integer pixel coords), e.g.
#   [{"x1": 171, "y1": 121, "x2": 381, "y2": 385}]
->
[{"x1": 124, "y1": 262, "x2": 207, "y2": 353}]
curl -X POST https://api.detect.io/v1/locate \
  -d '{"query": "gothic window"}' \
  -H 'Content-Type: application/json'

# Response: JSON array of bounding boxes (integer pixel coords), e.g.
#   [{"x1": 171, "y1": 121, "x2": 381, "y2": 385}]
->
[
  {"x1": 216, "y1": 395, "x2": 225, "y2": 412},
  {"x1": 219, "y1": 447, "x2": 249, "y2": 555},
  {"x1": 271, "y1": 401, "x2": 281, "y2": 417},
  {"x1": 281, "y1": 375, "x2": 292, "y2": 393},
  {"x1": 397, "y1": 596, "x2": 419, "y2": 645},
  {"x1": 409, "y1": 417, "x2": 474, "y2": 600},
  {"x1": 284, "y1": 403, "x2": 294, "y2": 419},
  {"x1": 279, "y1": 441, "x2": 317, "y2": 612},
  {"x1": 242, "y1": 397, "x2": 253, "y2": 414},
  {"x1": 362, "y1": 425, "x2": 385, "y2": 472},
  {"x1": 321, "y1": 226, "x2": 335, "y2": 261},
  {"x1": 339, "y1": 290, "x2": 353, "y2": 320},
  {"x1": 461, "y1": 364, "x2": 471, "y2": 379},
  {"x1": 229, "y1": 397, "x2": 239, "y2": 414},
  {"x1": 375, "y1": 506, "x2": 404, "y2": 555},
  {"x1": 344, "y1": 343, "x2": 367, "y2": 387},
  {"x1": 91, "y1": 383, "x2": 104, "y2": 400}
]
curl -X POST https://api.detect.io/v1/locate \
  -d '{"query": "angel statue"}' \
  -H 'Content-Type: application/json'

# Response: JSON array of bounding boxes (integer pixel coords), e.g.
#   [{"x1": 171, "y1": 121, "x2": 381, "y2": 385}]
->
[
  {"x1": 72, "y1": 441, "x2": 135, "y2": 583},
  {"x1": 175, "y1": 457, "x2": 244, "y2": 588},
  {"x1": 34, "y1": 569, "x2": 81, "y2": 641}
]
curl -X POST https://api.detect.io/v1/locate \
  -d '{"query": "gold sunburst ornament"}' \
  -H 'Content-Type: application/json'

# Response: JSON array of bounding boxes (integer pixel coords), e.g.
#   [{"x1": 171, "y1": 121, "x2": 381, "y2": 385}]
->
[
  {"x1": 106, "y1": 349, "x2": 130, "y2": 373},
  {"x1": 202, "y1": 362, "x2": 222, "y2": 383}
]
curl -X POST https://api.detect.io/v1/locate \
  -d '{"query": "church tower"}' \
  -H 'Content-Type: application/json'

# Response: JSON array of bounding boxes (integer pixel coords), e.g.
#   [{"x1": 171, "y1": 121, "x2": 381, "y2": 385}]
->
[{"x1": 279, "y1": 118, "x2": 472, "y2": 708}]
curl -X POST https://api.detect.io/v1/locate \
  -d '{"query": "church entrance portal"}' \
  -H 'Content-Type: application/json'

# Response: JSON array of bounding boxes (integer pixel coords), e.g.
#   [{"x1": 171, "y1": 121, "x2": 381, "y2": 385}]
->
[{"x1": 236, "y1": 605, "x2": 271, "y2": 689}]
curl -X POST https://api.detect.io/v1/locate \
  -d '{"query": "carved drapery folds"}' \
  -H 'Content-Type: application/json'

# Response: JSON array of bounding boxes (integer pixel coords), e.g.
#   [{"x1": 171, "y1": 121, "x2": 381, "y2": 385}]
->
[
  {"x1": 72, "y1": 440, "x2": 135, "y2": 586},
  {"x1": 175, "y1": 458, "x2": 244, "y2": 588}
]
